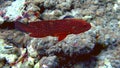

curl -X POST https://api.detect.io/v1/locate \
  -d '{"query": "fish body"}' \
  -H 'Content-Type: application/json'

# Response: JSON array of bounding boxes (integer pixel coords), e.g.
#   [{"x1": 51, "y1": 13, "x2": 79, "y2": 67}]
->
[{"x1": 15, "y1": 19, "x2": 91, "y2": 41}]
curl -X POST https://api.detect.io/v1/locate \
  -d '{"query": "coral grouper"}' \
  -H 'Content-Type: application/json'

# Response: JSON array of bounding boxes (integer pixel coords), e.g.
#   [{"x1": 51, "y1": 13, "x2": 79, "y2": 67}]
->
[{"x1": 15, "y1": 19, "x2": 91, "y2": 41}]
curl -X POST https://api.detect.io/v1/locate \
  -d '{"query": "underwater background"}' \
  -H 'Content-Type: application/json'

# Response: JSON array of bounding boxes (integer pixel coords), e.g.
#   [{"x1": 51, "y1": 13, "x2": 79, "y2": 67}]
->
[{"x1": 0, "y1": 0, "x2": 120, "y2": 68}]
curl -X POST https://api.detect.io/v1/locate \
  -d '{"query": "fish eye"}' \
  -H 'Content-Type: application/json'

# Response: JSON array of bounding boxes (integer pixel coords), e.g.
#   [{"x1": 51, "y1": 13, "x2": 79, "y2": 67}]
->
[{"x1": 83, "y1": 24, "x2": 88, "y2": 27}]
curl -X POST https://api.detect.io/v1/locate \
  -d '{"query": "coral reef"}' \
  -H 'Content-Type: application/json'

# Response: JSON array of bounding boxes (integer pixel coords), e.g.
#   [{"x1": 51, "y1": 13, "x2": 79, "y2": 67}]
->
[
  {"x1": 5, "y1": 0, "x2": 25, "y2": 20},
  {"x1": 96, "y1": 40, "x2": 120, "y2": 68},
  {"x1": 0, "y1": 38, "x2": 18, "y2": 67},
  {"x1": 0, "y1": 0, "x2": 120, "y2": 68},
  {"x1": 39, "y1": 56, "x2": 59, "y2": 68},
  {"x1": 0, "y1": 16, "x2": 4, "y2": 24}
]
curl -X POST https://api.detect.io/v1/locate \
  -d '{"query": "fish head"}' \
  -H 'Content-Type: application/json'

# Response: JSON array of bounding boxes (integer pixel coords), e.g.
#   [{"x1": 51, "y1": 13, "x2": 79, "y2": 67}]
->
[{"x1": 72, "y1": 19, "x2": 91, "y2": 34}]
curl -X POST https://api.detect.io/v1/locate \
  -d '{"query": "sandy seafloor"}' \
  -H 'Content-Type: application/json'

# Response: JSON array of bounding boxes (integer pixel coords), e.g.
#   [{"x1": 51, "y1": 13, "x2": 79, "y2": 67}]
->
[{"x1": 0, "y1": 0, "x2": 120, "y2": 68}]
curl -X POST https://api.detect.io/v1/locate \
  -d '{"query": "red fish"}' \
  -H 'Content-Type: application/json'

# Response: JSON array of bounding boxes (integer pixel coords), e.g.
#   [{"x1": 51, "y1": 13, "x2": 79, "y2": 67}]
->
[
  {"x1": 15, "y1": 19, "x2": 91, "y2": 41},
  {"x1": 0, "y1": 22, "x2": 15, "y2": 29}
]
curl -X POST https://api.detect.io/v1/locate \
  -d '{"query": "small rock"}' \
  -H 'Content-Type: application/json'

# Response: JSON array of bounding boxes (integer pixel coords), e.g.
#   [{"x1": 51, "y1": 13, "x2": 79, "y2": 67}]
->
[
  {"x1": 0, "y1": 57, "x2": 6, "y2": 68},
  {"x1": 113, "y1": 4, "x2": 119, "y2": 11},
  {"x1": 4, "y1": 45, "x2": 13, "y2": 49},
  {"x1": 0, "y1": 16, "x2": 4, "y2": 24},
  {"x1": 118, "y1": 21, "x2": 120, "y2": 28},
  {"x1": 27, "y1": 44, "x2": 38, "y2": 57},
  {"x1": 34, "y1": 61, "x2": 40, "y2": 68},
  {"x1": 96, "y1": 8, "x2": 105, "y2": 16},
  {"x1": 0, "y1": 54, "x2": 17, "y2": 64},
  {"x1": 5, "y1": 0, "x2": 25, "y2": 20},
  {"x1": 39, "y1": 56, "x2": 59, "y2": 68},
  {"x1": 26, "y1": 3, "x2": 40, "y2": 11},
  {"x1": 20, "y1": 60, "x2": 33, "y2": 68},
  {"x1": 56, "y1": 2, "x2": 71, "y2": 10},
  {"x1": 82, "y1": 15, "x2": 93, "y2": 20}
]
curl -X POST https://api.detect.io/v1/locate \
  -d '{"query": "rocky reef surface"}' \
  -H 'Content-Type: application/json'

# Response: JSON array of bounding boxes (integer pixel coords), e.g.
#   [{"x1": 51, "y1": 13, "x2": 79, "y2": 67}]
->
[{"x1": 0, "y1": 0, "x2": 120, "y2": 68}]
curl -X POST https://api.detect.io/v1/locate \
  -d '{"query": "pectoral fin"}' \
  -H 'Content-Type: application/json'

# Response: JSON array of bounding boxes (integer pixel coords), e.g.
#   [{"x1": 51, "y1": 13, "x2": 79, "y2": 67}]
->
[{"x1": 54, "y1": 33, "x2": 67, "y2": 41}]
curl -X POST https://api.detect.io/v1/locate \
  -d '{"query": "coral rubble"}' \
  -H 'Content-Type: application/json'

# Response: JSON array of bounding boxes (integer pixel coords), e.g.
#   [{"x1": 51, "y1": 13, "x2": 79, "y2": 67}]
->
[{"x1": 0, "y1": 0, "x2": 120, "y2": 68}]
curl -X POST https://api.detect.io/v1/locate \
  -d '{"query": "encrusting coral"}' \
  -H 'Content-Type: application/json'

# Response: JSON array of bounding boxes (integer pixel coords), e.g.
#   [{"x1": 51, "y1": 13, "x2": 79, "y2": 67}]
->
[{"x1": 0, "y1": 0, "x2": 120, "y2": 68}]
